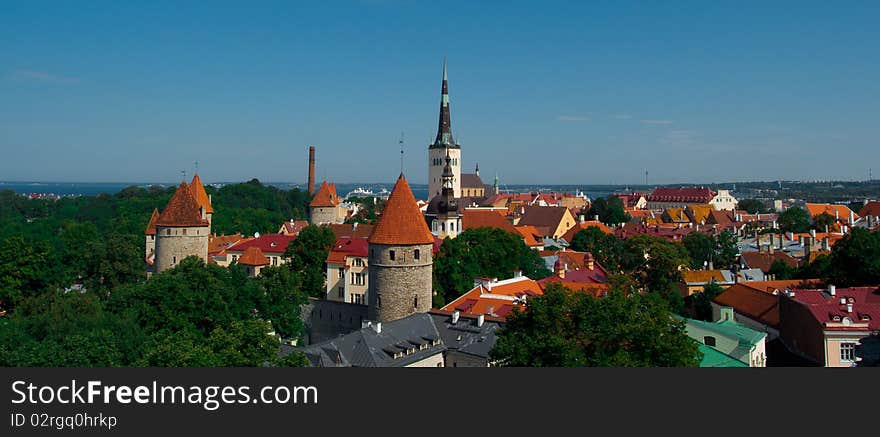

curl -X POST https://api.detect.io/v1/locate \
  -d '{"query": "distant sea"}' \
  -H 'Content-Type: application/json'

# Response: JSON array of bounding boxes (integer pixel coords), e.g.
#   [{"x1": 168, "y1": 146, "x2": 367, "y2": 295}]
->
[{"x1": 0, "y1": 181, "x2": 617, "y2": 202}]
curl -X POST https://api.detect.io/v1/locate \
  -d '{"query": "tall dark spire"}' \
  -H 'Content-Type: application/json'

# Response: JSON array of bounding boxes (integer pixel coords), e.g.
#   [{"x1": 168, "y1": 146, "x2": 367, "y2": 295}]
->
[
  {"x1": 438, "y1": 150, "x2": 458, "y2": 214},
  {"x1": 432, "y1": 57, "x2": 458, "y2": 148}
]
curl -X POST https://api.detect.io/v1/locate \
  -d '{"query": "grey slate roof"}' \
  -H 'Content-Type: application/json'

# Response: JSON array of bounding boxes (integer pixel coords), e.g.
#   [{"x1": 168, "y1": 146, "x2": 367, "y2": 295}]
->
[
  {"x1": 295, "y1": 313, "x2": 444, "y2": 367},
  {"x1": 430, "y1": 312, "x2": 501, "y2": 359},
  {"x1": 290, "y1": 311, "x2": 503, "y2": 367}
]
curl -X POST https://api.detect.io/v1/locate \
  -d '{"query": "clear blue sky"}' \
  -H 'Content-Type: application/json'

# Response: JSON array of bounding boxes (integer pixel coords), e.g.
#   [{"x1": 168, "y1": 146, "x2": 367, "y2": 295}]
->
[{"x1": 1, "y1": 1, "x2": 878, "y2": 185}]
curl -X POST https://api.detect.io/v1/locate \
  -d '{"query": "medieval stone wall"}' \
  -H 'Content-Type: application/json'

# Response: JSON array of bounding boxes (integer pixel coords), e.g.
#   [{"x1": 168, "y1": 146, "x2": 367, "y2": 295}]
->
[
  {"x1": 367, "y1": 243, "x2": 433, "y2": 323},
  {"x1": 154, "y1": 225, "x2": 209, "y2": 272}
]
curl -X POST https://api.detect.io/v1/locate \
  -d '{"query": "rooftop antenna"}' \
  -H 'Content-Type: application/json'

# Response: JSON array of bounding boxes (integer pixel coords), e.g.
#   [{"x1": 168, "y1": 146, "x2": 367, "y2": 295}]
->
[{"x1": 399, "y1": 131, "x2": 405, "y2": 175}]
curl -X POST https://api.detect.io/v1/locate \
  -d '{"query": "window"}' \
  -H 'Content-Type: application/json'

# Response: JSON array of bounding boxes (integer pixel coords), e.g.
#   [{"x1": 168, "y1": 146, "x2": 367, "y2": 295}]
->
[
  {"x1": 232, "y1": 255, "x2": 238, "y2": 262},
  {"x1": 389, "y1": 250, "x2": 395, "y2": 261},
  {"x1": 338, "y1": 268, "x2": 344, "y2": 278},
  {"x1": 413, "y1": 295, "x2": 418, "y2": 309},
  {"x1": 166, "y1": 229, "x2": 171, "y2": 236},
  {"x1": 414, "y1": 249, "x2": 420, "y2": 260},
  {"x1": 182, "y1": 228, "x2": 187, "y2": 235},
  {"x1": 841, "y1": 342, "x2": 856, "y2": 361},
  {"x1": 172, "y1": 256, "x2": 177, "y2": 265},
  {"x1": 272, "y1": 257, "x2": 278, "y2": 266},
  {"x1": 338, "y1": 287, "x2": 344, "y2": 299},
  {"x1": 704, "y1": 336, "x2": 716, "y2": 347}
]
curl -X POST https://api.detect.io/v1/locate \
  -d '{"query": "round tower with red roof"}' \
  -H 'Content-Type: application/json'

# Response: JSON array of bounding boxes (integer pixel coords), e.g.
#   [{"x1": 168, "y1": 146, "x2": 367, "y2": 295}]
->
[
  {"x1": 368, "y1": 174, "x2": 435, "y2": 322},
  {"x1": 153, "y1": 180, "x2": 211, "y2": 273}
]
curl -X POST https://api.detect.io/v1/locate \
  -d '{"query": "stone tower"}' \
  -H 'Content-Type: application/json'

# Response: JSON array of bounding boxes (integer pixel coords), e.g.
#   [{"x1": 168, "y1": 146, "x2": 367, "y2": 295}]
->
[
  {"x1": 368, "y1": 174, "x2": 435, "y2": 323},
  {"x1": 431, "y1": 151, "x2": 462, "y2": 239},
  {"x1": 309, "y1": 181, "x2": 342, "y2": 225},
  {"x1": 145, "y1": 208, "x2": 159, "y2": 262},
  {"x1": 153, "y1": 181, "x2": 211, "y2": 273},
  {"x1": 428, "y1": 57, "x2": 461, "y2": 200}
]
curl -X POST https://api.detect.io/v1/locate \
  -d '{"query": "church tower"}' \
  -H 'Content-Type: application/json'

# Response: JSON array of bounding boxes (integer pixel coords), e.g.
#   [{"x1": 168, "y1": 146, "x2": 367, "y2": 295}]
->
[
  {"x1": 431, "y1": 151, "x2": 462, "y2": 239},
  {"x1": 428, "y1": 58, "x2": 461, "y2": 200},
  {"x1": 368, "y1": 174, "x2": 435, "y2": 323}
]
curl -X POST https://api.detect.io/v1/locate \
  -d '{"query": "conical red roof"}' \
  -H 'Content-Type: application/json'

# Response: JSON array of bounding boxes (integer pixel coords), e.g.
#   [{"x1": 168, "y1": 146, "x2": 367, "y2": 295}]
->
[
  {"x1": 369, "y1": 175, "x2": 434, "y2": 245},
  {"x1": 309, "y1": 181, "x2": 339, "y2": 207},
  {"x1": 145, "y1": 208, "x2": 160, "y2": 235},
  {"x1": 155, "y1": 182, "x2": 209, "y2": 227},
  {"x1": 189, "y1": 173, "x2": 214, "y2": 214}
]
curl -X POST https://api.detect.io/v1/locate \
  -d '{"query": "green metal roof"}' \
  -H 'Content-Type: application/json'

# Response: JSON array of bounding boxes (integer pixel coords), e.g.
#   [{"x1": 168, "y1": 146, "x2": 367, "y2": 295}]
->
[
  {"x1": 685, "y1": 317, "x2": 766, "y2": 347},
  {"x1": 698, "y1": 343, "x2": 749, "y2": 367}
]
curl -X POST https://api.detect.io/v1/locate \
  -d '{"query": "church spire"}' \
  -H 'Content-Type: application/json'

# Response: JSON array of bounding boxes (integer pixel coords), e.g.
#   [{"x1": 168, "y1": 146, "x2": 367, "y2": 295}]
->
[{"x1": 433, "y1": 57, "x2": 457, "y2": 148}]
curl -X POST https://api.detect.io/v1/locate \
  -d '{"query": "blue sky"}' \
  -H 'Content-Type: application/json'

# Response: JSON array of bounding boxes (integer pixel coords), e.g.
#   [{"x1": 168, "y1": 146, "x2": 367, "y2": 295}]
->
[{"x1": 1, "y1": 1, "x2": 878, "y2": 185}]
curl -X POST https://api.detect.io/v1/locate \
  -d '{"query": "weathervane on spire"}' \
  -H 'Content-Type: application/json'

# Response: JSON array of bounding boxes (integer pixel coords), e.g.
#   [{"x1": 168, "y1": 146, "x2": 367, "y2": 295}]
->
[
  {"x1": 181, "y1": 170, "x2": 186, "y2": 182},
  {"x1": 194, "y1": 160, "x2": 199, "y2": 174},
  {"x1": 399, "y1": 131, "x2": 405, "y2": 175}
]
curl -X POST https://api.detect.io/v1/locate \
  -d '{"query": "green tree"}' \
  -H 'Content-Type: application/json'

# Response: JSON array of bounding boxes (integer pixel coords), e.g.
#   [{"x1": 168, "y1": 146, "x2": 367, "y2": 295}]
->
[
  {"x1": 813, "y1": 212, "x2": 837, "y2": 231},
  {"x1": 569, "y1": 227, "x2": 625, "y2": 270},
  {"x1": 829, "y1": 228, "x2": 880, "y2": 285},
  {"x1": 621, "y1": 235, "x2": 691, "y2": 313},
  {"x1": 777, "y1": 207, "x2": 811, "y2": 233},
  {"x1": 257, "y1": 266, "x2": 308, "y2": 339},
  {"x1": 490, "y1": 284, "x2": 700, "y2": 367},
  {"x1": 587, "y1": 196, "x2": 629, "y2": 226},
  {"x1": 433, "y1": 227, "x2": 551, "y2": 304},
  {"x1": 693, "y1": 281, "x2": 724, "y2": 321},
  {"x1": 768, "y1": 259, "x2": 796, "y2": 280},
  {"x1": 284, "y1": 225, "x2": 335, "y2": 298},
  {"x1": 682, "y1": 231, "x2": 738, "y2": 270},
  {"x1": 737, "y1": 199, "x2": 769, "y2": 214},
  {"x1": 0, "y1": 236, "x2": 52, "y2": 310}
]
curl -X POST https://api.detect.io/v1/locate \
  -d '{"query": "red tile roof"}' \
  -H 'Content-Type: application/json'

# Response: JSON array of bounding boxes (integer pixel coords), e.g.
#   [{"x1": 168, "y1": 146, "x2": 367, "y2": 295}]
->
[
  {"x1": 189, "y1": 173, "x2": 213, "y2": 214},
  {"x1": 514, "y1": 225, "x2": 543, "y2": 247},
  {"x1": 280, "y1": 220, "x2": 309, "y2": 235},
  {"x1": 155, "y1": 182, "x2": 210, "y2": 227},
  {"x1": 368, "y1": 175, "x2": 434, "y2": 245},
  {"x1": 237, "y1": 246, "x2": 270, "y2": 266},
  {"x1": 740, "y1": 251, "x2": 801, "y2": 273},
  {"x1": 713, "y1": 283, "x2": 782, "y2": 328},
  {"x1": 648, "y1": 187, "x2": 715, "y2": 203},
  {"x1": 786, "y1": 286, "x2": 880, "y2": 331},
  {"x1": 145, "y1": 208, "x2": 159, "y2": 235},
  {"x1": 859, "y1": 201, "x2": 880, "y2": 217},
  {"x1": 326, "y1": 237, "x2": 369, "y2": 265},
  {"x1": 309, "y1": 181, "x2": 339, "y2": 208},
  {"x1": 227, "y1": 233, "x2": 296, "y2": 255}
]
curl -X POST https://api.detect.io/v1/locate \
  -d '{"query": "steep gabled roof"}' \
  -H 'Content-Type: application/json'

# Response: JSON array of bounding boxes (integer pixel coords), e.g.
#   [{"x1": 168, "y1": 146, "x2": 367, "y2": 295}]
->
[
  {"x1": 310, "y1": 181, "x2": 339, "y2": 208},
  {"x1": 461, "y1": 173, "x2": 484, "y2": 189},
  {"x1": 189, "y1": 173, "x2": 213, "y2": 214},
  {"x1": 518, "y1": 206, "x2": 570, "y2": 230},
  {"x1": 145, "y1": 208, "x2": 160, "y2": 235},
  {"x1": 369, "y1": 175, "x2": 434, "y2": 245},
  {"x1": 859, "y1": 201, "x2": 880, "y2": 217},
  {"x1": 237, "y1": 246, "x2": 270, "y2": 266},
  {"x1": 155, "y1": 182, "x2": 209, "y2": 227},
  {"x1": 560, "y1": 221, "x2": 613, "y2": 243},
  {"x1": 804, "y1": 203, "x2": 858, "y2": 221}
]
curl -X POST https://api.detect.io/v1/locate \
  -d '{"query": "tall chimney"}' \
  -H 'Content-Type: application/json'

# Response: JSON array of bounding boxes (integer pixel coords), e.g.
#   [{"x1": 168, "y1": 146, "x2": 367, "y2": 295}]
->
[{"x1": 308, "y1": 146, "x2": 316, "y2": 194}]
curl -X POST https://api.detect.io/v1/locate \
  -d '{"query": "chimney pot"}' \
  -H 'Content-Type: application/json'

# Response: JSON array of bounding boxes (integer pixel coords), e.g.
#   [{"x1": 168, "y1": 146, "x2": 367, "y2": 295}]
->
[
  {"x1": 477, "y1": 314, "x2": 485, "y2": 327},
  {"x1": 846, "y1": 303, "x2": 853, "y2": 314},
  {"x1": 452, "y1": 310, "x2": 460, "y2": 324},
  {"x1": 829, "y1": 285, "x2": 836, "y2": 296}
]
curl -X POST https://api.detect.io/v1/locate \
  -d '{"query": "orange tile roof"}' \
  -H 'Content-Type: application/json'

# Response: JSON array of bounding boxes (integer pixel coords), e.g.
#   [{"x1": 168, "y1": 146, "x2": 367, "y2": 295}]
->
[
  {"x1": 145, "y1": 208, "x2": 159, "y2": 235},
  {"x1": 560, "y1": 220, "x2": 612, "y2": 242},
  {"x1": 237, "y1": 246, "x2": 269, "y2": 266},
  {"x1": 514, "y1": 225, "x2": 542, "y2": 247},
  {"x1": 681, "y1": 270, "x2": 727, "y2": 284},
  {"x1": 368, "y1": 175, "x2": 434, "y2": 245},
  {"x1": 155, "y1": 182, "x2": 210, "y2": 227},
  {"x1": 686, "y1": 204, "x2": 714, "y2": 223},
  {"x1": 309, "y1": 181, "x2": 339, "y2": 208},
  {"x1": 538, "y1": 279, "x2": 608, "y2": 297},
  {"x1": 440, "y1": 276, "x2": 544, "y2": 318},
  {"x1": 462, "y1": 209, "x2": 517, "y2": 233},
  {"x1": 740, "y1": 279, "x2": 822, "y2": 294},
  {"x1": 189, "y1": 173, "x2": 213, "y2": 214},
  {"x1": 208, "y1": 234, "x2": 243, "y2": 257},
  {"x1": 713, "y1": 283, "x2": 781, "y2": 327},
  {"x1": 804, "y1": 203, "x2": 858, "y2": 221}
]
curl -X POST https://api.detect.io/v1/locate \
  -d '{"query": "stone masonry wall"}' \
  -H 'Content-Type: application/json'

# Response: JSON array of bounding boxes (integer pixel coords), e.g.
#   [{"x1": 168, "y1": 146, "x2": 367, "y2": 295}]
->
[
  {"x1": 367, "y1": 243, "x2": 433, "y2": 323},
  {"x1": 154, "y1": 225, "x2": 209, "y2": 272}
]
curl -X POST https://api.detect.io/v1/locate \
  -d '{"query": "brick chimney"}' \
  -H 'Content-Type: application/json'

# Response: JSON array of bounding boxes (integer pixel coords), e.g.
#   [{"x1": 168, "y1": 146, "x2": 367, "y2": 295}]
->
[{"x1": 308, "y1": 146, "x2": 316, "y2": 194}]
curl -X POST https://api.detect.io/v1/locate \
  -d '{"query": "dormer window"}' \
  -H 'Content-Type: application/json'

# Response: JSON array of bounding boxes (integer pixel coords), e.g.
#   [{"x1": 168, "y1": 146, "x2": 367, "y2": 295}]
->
[
  {"x1": 832, "y1": 315, "x2": 841, "y2": 322},
  {"x1": 861, "y1": 314, "x2": 871, "y2": 321}
]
